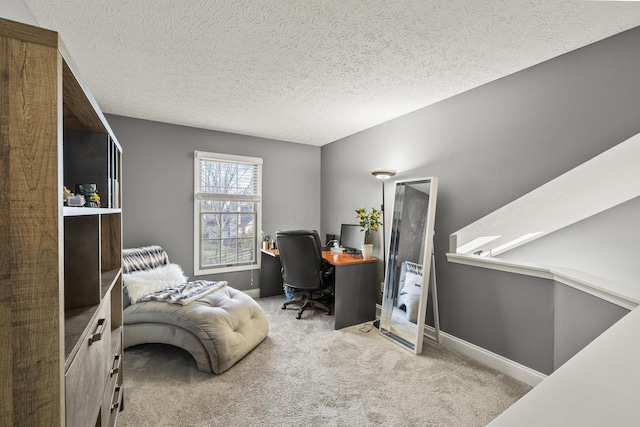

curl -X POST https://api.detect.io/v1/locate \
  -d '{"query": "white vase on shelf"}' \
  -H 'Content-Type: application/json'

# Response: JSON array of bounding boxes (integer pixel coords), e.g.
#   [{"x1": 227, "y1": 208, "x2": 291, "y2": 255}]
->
[{"x1": 361, "y1": 243, "x2": 374, "y2": 259}]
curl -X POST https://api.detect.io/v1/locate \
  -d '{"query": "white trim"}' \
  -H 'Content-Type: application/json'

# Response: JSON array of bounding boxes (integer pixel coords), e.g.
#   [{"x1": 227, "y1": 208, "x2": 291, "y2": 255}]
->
[
  {"x1": 456, "y1": 235, "x2": 501, "y2": 254},
  {"x1": 432, "y1": 328, "x2": 547, "y2": 387},
  {"x1": 552, "y1": 267, "x2": 640, "y2": 310},
  {"x1": 446, "y1": 253, "x2": 553, "y2": 278},
  {"x1": 195, "y1": 150, "x2": 263, "y2": 165},
  {"x1": 446, "y1": 253, "x2": 640, "y2": 310},
  {"x1": 422, "y1": 324, "x2": 439, "y2": 342},
  {"x1": 382, "y1": 312, "x2": 544, "y2": 385},
  {"x1": 196, "y1": 263, "x2": 261, "y2": 276},
  {"x1": 243, "y1": 288, "x2": 260, "y2": 299}
]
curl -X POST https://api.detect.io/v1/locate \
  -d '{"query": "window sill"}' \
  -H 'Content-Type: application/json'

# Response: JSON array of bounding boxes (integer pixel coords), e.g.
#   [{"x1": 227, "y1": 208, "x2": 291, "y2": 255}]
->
[{"x1": 193, "y1": 263, "x2": 261, "y2": 276}]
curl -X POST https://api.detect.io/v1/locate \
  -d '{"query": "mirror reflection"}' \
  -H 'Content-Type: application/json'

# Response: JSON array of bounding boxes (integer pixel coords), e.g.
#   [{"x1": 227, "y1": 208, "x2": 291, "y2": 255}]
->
[{"x1": 380, "y1": 177, "x2": 439, "y2": 354}]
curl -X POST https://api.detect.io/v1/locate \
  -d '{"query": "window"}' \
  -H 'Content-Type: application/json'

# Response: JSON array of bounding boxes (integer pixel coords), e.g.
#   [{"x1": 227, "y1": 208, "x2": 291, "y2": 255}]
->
[{"x1": 194, "y1": 151, "x2": 262, "y2": 275}]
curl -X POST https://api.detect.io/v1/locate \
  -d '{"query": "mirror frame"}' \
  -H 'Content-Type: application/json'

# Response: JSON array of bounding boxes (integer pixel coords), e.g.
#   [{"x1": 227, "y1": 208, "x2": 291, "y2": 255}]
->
[{"x1": 379, "y1": 177, "x2": 439, "y2": 354}]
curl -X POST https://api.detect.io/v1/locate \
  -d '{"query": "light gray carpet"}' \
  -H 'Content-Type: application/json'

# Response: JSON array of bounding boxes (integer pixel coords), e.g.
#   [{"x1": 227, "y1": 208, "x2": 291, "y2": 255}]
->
[{"x1": 118, "y1": 296, "x2": 531, "y2": 426}]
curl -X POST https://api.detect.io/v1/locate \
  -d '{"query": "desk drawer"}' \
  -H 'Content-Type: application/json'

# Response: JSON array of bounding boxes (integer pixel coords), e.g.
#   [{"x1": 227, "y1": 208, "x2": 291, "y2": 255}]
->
[{"x1": 66, "y1": 295, "x2": 111, "y2": 426}]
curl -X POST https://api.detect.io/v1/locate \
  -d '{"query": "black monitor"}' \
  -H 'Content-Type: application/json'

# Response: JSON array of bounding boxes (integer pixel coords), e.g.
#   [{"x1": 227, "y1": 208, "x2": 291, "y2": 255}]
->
[{"x1": 339, "y1": 224, "x2": 364, "y2": 250}]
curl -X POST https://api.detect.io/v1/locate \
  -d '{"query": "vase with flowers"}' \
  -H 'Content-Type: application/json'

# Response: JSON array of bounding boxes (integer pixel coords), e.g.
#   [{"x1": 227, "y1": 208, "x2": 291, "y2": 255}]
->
[
  {"x1": 261, "y1": 231, "x2": 271, "y2": 251},
  {"x1": 355, "y1": 207, "x2": 381, "y2": 259}
]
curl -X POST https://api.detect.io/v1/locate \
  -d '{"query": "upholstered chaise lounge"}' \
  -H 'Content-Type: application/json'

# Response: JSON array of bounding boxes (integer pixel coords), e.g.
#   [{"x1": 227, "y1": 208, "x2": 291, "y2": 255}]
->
[{"x1": 121, "y1": 245, "x2": 269, "y2": 374}]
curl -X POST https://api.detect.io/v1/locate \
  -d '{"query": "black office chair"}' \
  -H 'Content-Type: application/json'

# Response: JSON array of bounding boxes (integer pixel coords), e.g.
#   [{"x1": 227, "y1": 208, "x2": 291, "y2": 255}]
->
[{"x1": 276, "y1": 230, "x2": 334, "y2": 319}]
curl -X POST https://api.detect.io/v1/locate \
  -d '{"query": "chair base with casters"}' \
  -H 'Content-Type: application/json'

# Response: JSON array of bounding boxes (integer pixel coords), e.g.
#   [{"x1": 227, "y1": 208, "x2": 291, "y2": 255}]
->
[{"x1": 281, "y1": 289, "x2": 332, "y2": 319}]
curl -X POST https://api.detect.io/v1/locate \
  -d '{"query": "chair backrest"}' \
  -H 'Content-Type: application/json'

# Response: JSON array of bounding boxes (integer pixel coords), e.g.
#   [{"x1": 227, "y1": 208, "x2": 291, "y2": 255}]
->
[{"x1": 276, "y1": 230, "x2": 324, "y2": 291}]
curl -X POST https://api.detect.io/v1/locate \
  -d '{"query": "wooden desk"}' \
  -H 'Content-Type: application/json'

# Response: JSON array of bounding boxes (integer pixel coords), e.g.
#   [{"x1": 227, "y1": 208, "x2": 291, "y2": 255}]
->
[
  {"x1": 260, "y1": 249, "x2": 378, "y2": 329},
  {"x1": 260, "y1": 249, "x2": 284, "y2": 298}
]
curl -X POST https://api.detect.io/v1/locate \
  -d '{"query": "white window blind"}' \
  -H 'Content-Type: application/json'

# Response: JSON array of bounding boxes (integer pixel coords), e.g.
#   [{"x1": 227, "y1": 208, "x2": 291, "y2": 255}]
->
[{"x1": 194, "y1": 151, "x2": 263, "y2": 275}]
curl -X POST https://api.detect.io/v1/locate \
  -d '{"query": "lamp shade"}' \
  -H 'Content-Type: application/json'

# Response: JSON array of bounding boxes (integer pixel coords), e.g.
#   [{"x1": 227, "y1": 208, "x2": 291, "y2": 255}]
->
[{"x1": 370, "y1": 168, "x2": 396, "y2": 179}]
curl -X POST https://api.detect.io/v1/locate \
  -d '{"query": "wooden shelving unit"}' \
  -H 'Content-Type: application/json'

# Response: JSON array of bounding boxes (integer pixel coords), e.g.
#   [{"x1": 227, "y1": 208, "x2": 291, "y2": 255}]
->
[{"x1": 1, "y1": 17, "x2": 124, "y2": 426}]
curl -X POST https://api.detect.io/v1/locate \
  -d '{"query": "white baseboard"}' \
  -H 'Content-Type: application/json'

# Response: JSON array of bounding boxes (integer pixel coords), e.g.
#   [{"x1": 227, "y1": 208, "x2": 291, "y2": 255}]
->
[
  {"x1": 260, "y1": 293, "x2": 544, "y2": 386},
  {"x1": 243, "y1": 288, "x2": 261, "y2": 298},
  {"x1": 426, "y1": 326, "x2": 547, "y2": 387}
]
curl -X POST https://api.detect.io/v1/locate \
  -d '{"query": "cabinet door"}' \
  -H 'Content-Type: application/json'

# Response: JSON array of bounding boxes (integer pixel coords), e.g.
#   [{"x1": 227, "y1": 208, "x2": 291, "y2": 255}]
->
[{"x1": 65, "y1": 296, "x2": 112, "y2": 426}]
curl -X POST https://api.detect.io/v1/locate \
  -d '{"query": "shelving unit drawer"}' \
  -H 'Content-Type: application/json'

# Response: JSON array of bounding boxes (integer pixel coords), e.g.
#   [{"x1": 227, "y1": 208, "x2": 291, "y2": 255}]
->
[
  {"x1": 65, "y1": 296, "x2": 112, "y2": 426},
  {"x1": 106, "y1": 385, "x2": 124, "y2": 427},
  {"x1": 101, "y1": 335, "x2": 123, "y2": 427}
]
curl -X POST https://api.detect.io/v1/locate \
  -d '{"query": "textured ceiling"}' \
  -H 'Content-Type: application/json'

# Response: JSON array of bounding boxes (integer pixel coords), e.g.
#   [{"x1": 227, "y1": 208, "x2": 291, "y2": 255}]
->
[{"x1": 23, "y1": 0, "x2": 640, "y2": 146}]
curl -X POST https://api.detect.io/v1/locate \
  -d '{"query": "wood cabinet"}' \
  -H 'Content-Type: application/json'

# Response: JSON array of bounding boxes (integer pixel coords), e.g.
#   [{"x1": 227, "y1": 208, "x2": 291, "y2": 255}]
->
[{"x1": 0, "y1": 18, "x2": 123, "y2": 426}]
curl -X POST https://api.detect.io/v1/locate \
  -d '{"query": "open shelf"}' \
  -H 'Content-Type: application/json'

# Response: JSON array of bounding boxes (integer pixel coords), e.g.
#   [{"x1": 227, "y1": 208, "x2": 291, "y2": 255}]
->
[
  {"x1": 101, "y1": 269, "x2": 121, "y2": 298},
  {"x1": 64, "y1": 304, "x2": 99, "y2": 365},
  {"x1": 63, "y1": 129, "x2": 121, "y2": 210},
  {"x1": 64, "y1": 207, "x2": 122, "y2": 216}
]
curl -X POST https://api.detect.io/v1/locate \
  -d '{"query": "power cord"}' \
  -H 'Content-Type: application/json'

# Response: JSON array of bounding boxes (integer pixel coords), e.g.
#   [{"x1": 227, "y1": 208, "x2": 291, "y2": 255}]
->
[
  {"x1": 359, "y1": 322, "x2": 375, "y2": 333},
  {"x1": 359, "y1": 317, "x2": 381, "y2": 333}
]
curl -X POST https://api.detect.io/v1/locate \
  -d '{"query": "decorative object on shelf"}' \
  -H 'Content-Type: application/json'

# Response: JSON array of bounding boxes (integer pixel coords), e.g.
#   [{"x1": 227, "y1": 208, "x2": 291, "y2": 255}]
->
[
  {"x1": 64, "y1": 185, "x2": 87, "y2": 207},
  {"x1": 63, "y1": 186, "x2": 72, "y2": 201},
  {"x1": 77, "y1": 183, "x2": 100, "y2": 207},
  {"x1": 66, "y1": 195, "x2": 85, "y2": 207},
  {"x1": 356, "y1": 206, "x2": 381, "y2": 259}
]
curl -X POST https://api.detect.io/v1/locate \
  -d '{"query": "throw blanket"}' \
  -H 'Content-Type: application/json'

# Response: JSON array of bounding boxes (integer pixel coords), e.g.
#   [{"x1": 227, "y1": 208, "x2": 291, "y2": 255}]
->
[{"x1": 138, "y1": 280, "x2": 228, "y2": 305}]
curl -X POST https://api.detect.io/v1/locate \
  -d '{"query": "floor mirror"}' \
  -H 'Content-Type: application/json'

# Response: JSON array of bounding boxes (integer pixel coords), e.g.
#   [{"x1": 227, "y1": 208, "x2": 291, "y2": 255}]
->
[{"x1": 380, "y1": 177, "x2": 439, "y2": 354}]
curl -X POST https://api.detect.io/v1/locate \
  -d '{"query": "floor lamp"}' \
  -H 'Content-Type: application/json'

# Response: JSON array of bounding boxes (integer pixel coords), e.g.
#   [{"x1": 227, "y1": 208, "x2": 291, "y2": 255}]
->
[{"x1": 370, "y1": 168, "x2": 396, "y2": 274}]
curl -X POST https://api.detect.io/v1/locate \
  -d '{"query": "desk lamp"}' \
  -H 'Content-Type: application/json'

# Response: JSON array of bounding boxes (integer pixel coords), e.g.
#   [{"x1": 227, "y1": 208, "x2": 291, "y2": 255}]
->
[{"x1": 370, "y1": 168, "x2": 396, "y2": 274}]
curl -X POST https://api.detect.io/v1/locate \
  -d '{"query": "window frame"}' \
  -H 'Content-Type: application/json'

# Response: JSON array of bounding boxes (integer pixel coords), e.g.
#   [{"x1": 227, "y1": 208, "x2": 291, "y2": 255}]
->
[{"x1": 193, "y1": 151, "x2": 263, "y2": 276}]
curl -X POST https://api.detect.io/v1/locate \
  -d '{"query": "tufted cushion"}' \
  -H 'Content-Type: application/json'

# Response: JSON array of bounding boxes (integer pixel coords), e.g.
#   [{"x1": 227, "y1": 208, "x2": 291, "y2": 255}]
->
[{"x1": 124, "y1": 284, "x2": 269, "y2": 374}]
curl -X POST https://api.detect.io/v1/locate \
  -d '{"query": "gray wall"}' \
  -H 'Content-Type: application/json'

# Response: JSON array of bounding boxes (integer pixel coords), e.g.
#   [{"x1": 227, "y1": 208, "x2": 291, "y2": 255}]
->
[
  {"x1": 430, "y1": 266, "x2": 629, "y2": 375},
  {"x1": 553, "y1": 283, "x2": 628, "y2": 370},
  {"x1": 321, "y1": 26, "x2": 640, "y2": 372},
  {"x1": 0, "y1": 0, "x2": 37, "y2": 25},
  {"x1": 450, "y1": 265, "x2": 555, "y2": 374},
  {"x1": 106, "y1": 115, "x2": 321, "y2": 291}
]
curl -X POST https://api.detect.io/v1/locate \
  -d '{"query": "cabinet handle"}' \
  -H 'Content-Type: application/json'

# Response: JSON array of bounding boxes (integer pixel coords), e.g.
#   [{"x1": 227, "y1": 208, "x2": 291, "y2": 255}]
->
[
  {"x1": 110, "y1": 354, "x2": 121, "y2": 377},
  {"x1": 110, "y1": 386, "x2": 123, "y2": 412},
  {"x1": 88, "y1": 318, "x2": 106, "y2": 345}
]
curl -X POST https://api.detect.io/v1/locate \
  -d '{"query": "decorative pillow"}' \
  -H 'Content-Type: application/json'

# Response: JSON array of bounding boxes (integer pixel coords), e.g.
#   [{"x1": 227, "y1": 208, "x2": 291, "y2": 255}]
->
[
  {"x1": 400, "y1": 271, "x2": 423, "y2": 296},
  {"x1": 123, "y1": 263, "x2": 188, "y2": 304}
]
